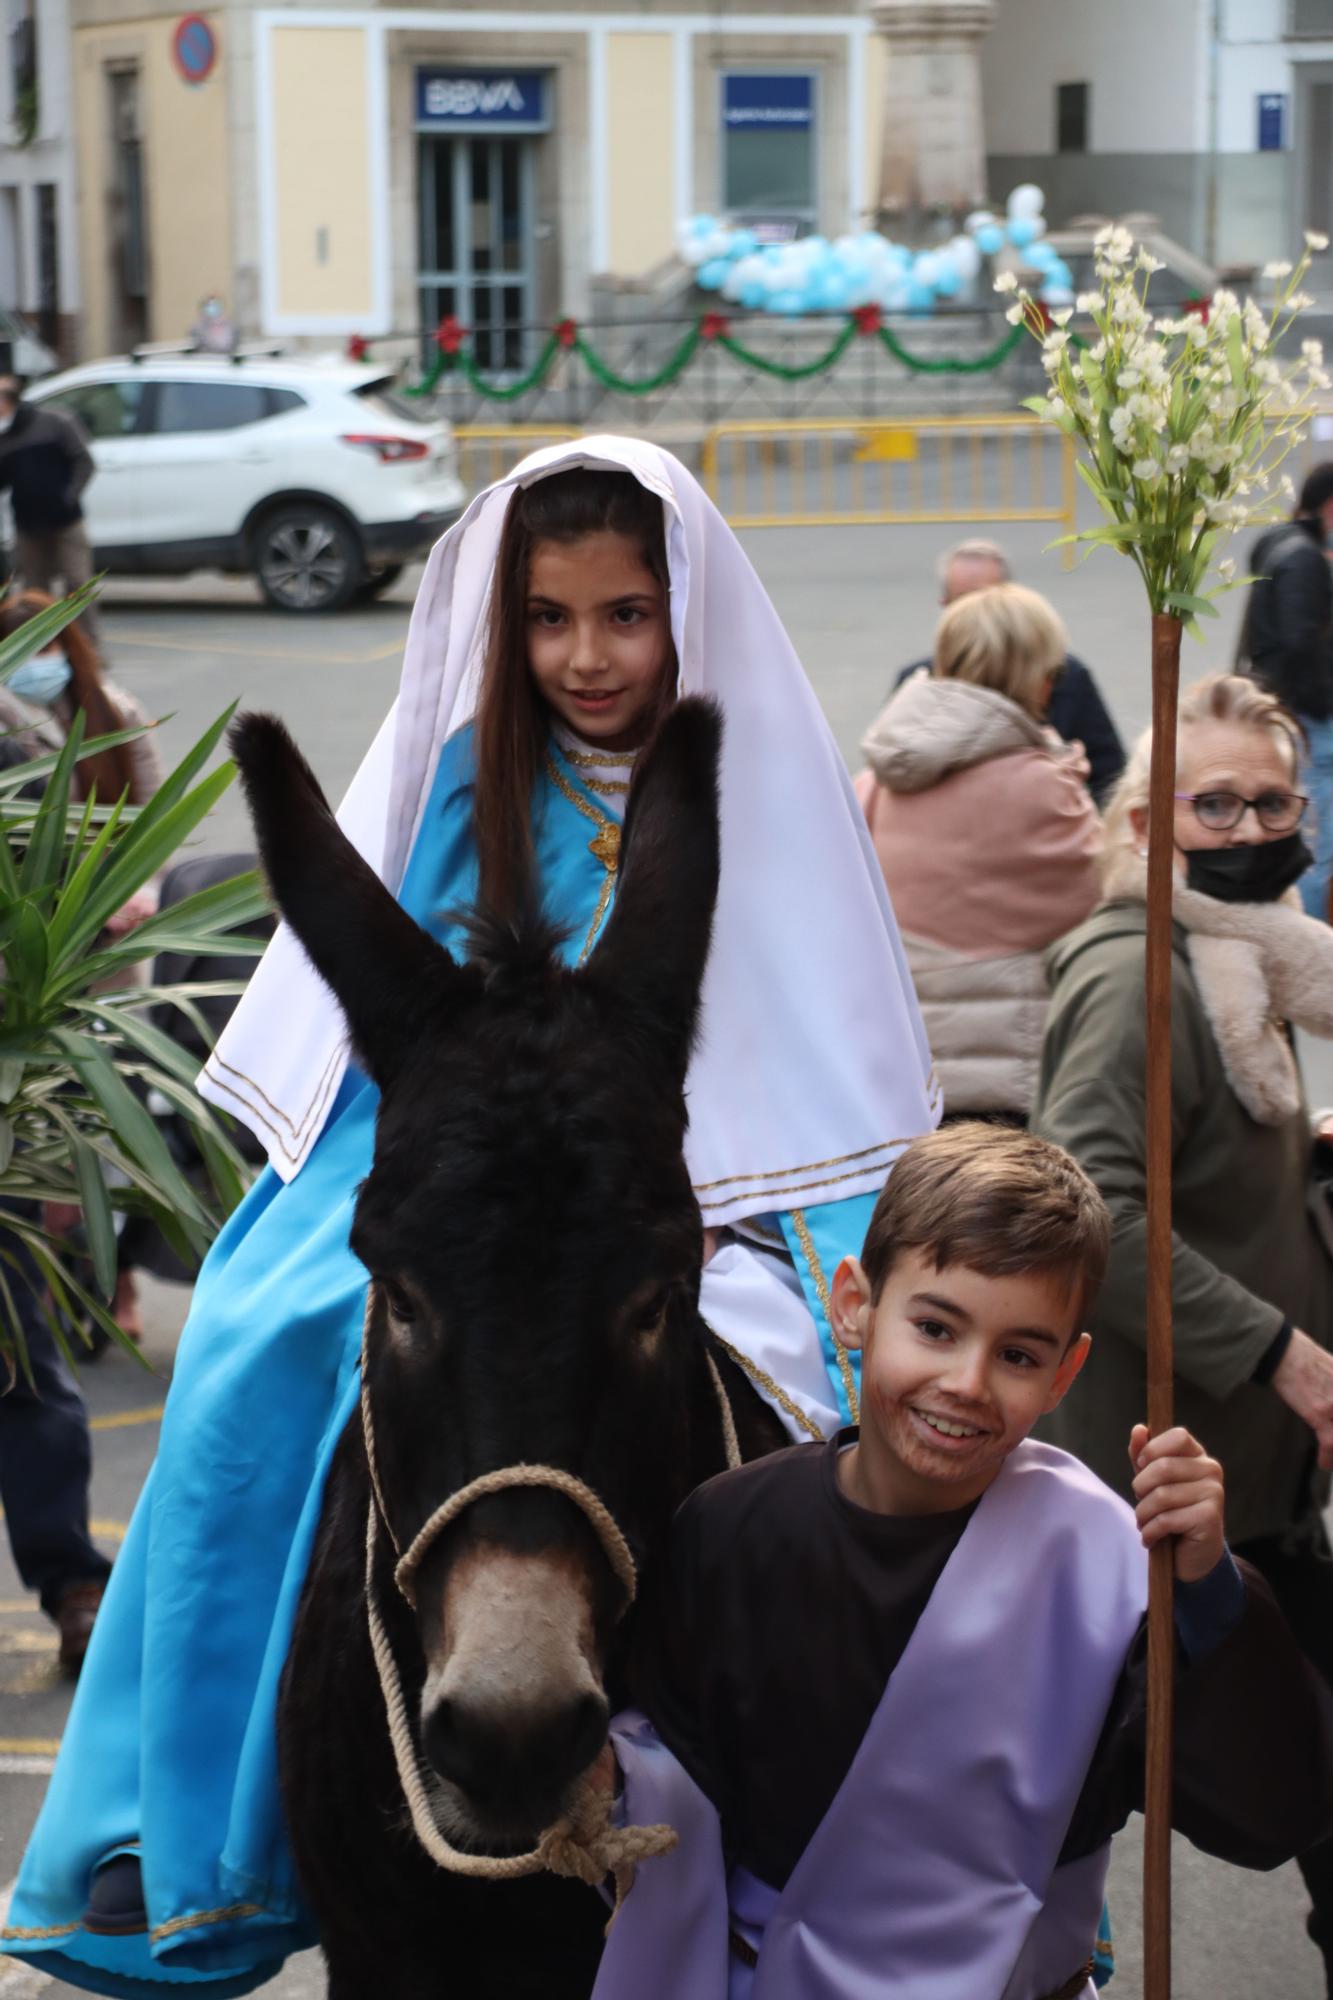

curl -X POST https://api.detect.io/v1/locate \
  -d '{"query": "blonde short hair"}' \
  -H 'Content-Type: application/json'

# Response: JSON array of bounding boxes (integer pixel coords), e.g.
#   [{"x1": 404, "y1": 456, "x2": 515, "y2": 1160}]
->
[
  {"x1": 1101, "y1": 672, "x2": 1305, "y2": 884},
  {"x1": 931, "y1": 582, "x2": 1068, "y2": 719}
]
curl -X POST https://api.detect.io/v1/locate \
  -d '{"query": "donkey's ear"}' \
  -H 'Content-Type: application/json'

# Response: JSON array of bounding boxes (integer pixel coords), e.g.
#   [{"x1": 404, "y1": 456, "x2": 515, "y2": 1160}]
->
[
  {"x1": 229, "y1": 714, "x2": 461, "y2": 1090},
  {"x1": 584, "y1": 698, "x2": 722, "y2": 1082}
]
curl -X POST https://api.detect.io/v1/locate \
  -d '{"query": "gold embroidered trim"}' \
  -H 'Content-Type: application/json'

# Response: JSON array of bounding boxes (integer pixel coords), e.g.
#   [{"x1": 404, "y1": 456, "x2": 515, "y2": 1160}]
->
[
  {"x1": 559, "y1": 743, "x2": 642, "y2": 768},
  {"x1": 544, "y1": 756, "x2": 620, "y2": 966},
  {"x1": 790, "y1": 1207, "x2": 859, "y2": 1424},
  {"x1": 2, "y1": 1920, "x2": 80, "y2": 1940},
  {"x1": 696, "y1": 1155, "x2": 911, "y2": 1213},
  {"x1": 710, "y1": 1334, "x2": 824, "y2": 1442},
  {"x1": 205, "y1": 1040, "x2": 343, "y2": 1164},
  {"x1": 150, "y1": 1902, "x2": 266, "y2": 1944},
  {"x1": 693, "y1": 1137, "x2": 910, "y2": 1195},
  {"x1": 580, "y1": 775, "x2": 632, "y2": 797}
]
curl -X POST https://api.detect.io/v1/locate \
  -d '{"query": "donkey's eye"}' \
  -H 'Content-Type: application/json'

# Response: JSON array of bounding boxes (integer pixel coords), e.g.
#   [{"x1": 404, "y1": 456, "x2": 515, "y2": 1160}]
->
[
  {"x1": 625, "y1": 1288, "x2": 671, "y2": 1341},
  {"x1": 379, "y1": 1278, "x2": 417, "y2": 1326}
]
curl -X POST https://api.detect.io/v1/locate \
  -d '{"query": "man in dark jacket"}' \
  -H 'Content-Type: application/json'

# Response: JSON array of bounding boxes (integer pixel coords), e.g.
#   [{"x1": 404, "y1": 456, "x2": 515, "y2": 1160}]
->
[
  {"x1": 0, "y1": 376, "x2": 98, "y2": 641},
  {"x1": 890, "y1": 537, "x2": 1126, "y2": 805},
  {"x1": 1241, "y1": 463, "x2": 1333, "y2": 917}
]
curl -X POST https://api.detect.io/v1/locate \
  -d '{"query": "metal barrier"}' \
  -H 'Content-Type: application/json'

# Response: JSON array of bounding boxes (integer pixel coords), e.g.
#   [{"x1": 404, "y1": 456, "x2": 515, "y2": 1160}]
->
[
  {"x1": 700, "y1": 417, "x2": 1077, "y2": 555},
  {"x1": 453, "y1": 426, "x2": 580, "y2": 493}
]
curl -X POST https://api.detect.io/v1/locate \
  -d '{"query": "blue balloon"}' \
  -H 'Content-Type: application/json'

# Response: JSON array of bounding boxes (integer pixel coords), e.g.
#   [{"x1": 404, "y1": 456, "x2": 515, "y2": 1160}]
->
[
  {"x1": 697, "y1": 258, "x2": 729, "y2": 291},
  {"x1": 815, "y1": 270, "x2": 850, "y2": 311},
  {"x1": 773, "y1": 289, "x2": 807, "y2": 316},
  {"x1": 933, "y1": 264, "x2": 963, "y2": 297},
  {"x1": 740, "y1": 280, "x2": 766, "y2": 310},
  {"x1": 1046, "y1": 258, "x2": 1074, "y2": 289},
  {"x1": 729, "y1": 229, "x2": 758, "y2": 259},
  {"x1": 1007, "y1": 216, "x2": 1042, "y2": 249},
  {"x1": 906, "y1": 281, "x2": 936, "y2": 314},
  {"x1": 975, "y1": 223, "x2": 1006, "y2": 256},
  {"x1": 1023, "y1": 239, "x2": 1059, "y2": 271}
]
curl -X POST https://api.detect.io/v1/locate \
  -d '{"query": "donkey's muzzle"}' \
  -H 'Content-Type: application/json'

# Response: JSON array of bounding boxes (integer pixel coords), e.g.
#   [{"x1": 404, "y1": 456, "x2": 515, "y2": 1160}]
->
[{"x1": 422, "y1": 1687, "x2": 609, "y2": 1836}]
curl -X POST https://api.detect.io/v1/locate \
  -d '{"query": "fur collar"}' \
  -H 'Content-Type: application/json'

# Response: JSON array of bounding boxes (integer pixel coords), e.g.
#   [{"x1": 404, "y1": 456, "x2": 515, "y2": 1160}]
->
[{"x1": 1102, "y1": 852, "x2": 1333, "y2": 1123}]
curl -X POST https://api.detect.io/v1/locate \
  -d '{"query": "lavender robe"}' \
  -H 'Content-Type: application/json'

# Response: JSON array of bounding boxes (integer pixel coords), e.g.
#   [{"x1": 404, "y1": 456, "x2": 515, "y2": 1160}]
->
[{"x1": 599, "y1": 1441, "x2": 1147, "y2": 2000}]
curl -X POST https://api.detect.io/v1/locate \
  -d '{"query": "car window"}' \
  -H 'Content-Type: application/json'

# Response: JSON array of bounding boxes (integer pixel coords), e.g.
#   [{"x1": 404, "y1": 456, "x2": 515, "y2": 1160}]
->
[
  {"x1": 153, "y1": 381, "x2": 271, "y2": 434},
  {"x1": 268, "y1": 389, "x2": 306, "y2": 415},
  {"x1": 354, "y1": 383, "x2": 423, "y2": 426},
  {"x1": 42, "y1": 379, "x2": 146, "y2": 440}
]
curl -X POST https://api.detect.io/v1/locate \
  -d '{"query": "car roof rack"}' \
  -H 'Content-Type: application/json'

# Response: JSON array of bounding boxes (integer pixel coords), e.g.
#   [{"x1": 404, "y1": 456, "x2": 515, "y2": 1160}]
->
[{"x1": 126, "y1": 339, "x2": 290, "y2": 365}]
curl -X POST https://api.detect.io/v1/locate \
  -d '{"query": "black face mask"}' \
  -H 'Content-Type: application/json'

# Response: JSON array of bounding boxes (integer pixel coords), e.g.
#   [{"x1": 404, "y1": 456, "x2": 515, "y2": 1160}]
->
[{"x1": 1181, "y1": 831, "x2": 1313, "y2": 905}]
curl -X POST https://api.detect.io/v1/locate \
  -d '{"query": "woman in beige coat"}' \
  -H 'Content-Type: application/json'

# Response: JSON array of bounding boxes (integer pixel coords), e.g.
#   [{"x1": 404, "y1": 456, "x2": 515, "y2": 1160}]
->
[{"x1": 856, "y1": 583, "x2": 1102, "y2": 1119}]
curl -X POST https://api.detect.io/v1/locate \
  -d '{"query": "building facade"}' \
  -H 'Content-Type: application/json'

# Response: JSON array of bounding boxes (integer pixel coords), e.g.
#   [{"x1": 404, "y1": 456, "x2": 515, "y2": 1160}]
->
[
  {"x1": 63, "y1": 1, "x2": 889, "y2": 363},
  {"x1": 1, "y1": 0, "x2": 80, "y2": 362},
  {"x1": 983, "y1": 0, "x2": 1333, "y2": 273}
]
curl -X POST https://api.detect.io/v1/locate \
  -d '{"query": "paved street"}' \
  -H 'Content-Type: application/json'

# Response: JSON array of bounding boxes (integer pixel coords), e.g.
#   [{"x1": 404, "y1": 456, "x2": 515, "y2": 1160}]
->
[{"x1": 0, "y1": 518, "x2": 1329, "y2": 1997}]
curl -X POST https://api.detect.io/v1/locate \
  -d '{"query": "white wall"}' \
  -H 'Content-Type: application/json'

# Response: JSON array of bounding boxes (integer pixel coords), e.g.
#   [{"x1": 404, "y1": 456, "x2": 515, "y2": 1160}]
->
[{"x1": 983, "y1": 0, "x2": 1207, "y2": 156}]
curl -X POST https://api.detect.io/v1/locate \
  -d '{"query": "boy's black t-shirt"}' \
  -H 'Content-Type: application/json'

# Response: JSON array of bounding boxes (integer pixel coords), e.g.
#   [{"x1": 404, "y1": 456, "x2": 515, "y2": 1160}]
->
[{"x1": 628, "y1": 1434, "x2": 1333, "y2": 1891}]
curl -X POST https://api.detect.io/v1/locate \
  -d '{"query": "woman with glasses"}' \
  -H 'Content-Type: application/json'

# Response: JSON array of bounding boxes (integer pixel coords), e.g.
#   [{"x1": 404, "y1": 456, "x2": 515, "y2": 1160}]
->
[{"x1": 1032, "y1": 671, "x2": 1333, "y2": 1995}]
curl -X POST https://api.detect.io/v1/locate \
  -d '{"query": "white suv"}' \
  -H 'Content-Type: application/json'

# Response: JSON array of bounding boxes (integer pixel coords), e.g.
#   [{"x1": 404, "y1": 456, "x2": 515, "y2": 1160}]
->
[{"x1": 27, "y1": 354, "x2": 467, "y2": 613}]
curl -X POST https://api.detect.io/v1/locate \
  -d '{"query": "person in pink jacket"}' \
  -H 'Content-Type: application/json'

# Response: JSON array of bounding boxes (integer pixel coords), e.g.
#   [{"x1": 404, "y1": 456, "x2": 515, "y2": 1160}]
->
[{"x1": 856, "y1": 583, "x2": 1102, "y2": 1120}]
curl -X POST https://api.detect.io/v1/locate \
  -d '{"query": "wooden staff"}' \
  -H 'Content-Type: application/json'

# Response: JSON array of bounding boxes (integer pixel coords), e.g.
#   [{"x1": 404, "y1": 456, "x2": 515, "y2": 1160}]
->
[{"x1": 1143, "y1": 611, "x2": 1182, "y2": 2000}]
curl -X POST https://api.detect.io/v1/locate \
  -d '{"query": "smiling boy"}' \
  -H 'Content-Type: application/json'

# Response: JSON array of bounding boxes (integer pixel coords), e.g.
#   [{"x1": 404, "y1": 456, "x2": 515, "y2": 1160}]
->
[{"x1": 600, "y1": 1124, "x2": 1333, "y2": 2000}]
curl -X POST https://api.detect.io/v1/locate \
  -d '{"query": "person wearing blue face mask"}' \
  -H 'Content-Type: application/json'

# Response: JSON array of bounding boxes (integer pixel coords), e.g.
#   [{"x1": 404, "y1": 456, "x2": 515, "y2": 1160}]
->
[{"x1": 1033, "y1": 671, "x2": 1333, "y2": 1996}]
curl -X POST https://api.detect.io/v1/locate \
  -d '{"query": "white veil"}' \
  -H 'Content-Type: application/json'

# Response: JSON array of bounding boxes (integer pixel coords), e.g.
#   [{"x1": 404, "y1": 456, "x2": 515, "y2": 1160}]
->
[{"x1": 202, "y1": 437, "x2": 939, "y2": 1226}]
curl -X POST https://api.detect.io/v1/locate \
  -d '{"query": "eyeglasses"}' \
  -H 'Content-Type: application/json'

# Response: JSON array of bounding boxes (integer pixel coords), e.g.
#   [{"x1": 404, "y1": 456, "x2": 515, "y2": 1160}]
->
[{"x1": 1174, "y1": 789, "x2": 1309, "y2": 833}]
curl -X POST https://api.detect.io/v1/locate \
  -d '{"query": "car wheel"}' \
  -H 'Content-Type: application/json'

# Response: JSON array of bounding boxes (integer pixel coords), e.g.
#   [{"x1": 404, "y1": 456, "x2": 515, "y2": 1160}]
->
[
  {"x1": 253, "y1": 505, "x2": 361, "y2": 613},
  {"x1": 353, "y1": 563, "x2": 406, "y2": 603}
]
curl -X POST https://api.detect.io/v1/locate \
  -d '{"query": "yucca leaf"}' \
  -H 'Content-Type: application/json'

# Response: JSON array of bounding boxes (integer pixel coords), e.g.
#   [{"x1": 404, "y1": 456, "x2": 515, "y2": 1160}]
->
[
  {"x1": 0, "y1": 586, "x2": 100, "y2": 680},
  {"x1": 69, "y1": 1131, "x2": 118, "y2": 1299},
  {"x1": 51, "y1": 1028, "x2": 210, "y2": 1228}
]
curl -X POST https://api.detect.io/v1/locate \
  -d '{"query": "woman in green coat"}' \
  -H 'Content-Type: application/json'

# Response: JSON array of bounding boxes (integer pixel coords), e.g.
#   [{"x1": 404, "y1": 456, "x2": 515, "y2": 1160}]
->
[{"x1": 1033, "y1": 670, "x2": 1333, "y2": 1990}]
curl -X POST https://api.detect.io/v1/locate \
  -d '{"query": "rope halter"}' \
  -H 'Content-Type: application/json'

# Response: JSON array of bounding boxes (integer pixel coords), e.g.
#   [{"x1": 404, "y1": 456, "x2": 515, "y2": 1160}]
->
[{"x1": 360, "y1": 1304, "x2": 740, "y2": 1916}]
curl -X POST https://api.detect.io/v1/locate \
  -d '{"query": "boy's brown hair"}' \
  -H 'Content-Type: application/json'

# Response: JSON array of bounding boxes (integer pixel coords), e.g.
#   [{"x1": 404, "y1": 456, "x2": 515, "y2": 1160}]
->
[{"x1": 861, "y1": 1122, "x2": 1110, "y2": 1330}]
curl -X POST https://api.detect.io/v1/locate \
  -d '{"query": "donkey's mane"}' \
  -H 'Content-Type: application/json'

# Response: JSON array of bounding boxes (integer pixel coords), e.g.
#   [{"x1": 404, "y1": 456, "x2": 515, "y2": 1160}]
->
[{"x1": 452, "y1": 900, "x2": 573, "y2": 988}]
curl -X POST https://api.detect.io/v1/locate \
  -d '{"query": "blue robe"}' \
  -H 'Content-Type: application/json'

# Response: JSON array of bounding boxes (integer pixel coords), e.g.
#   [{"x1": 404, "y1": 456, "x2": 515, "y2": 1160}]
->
[{"x1": 5, "y1": 728, "x2": 869, "y2": 1996}]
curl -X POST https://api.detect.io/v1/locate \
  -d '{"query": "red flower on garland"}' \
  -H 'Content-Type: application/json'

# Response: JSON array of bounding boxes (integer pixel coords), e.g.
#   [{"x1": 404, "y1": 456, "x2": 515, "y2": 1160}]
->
[
  {"x1": 1183, "y1": 295, "x2": 1210, "y2": 324},
  {"x1": 555, "y1": 318, "x2": 579, "y2": 349},
  {"x1": 345, "y1": 334, "x2": 370, "y2": 362},
  {"x1": 700, "y1": 312, "x2": 730, "y2": 342},
  {"x1": 853, "y1": 305, "x2": 882, "y2": 335},
  {"x1": 436, "y1": 315, "x2": 466, "y2": 355}
]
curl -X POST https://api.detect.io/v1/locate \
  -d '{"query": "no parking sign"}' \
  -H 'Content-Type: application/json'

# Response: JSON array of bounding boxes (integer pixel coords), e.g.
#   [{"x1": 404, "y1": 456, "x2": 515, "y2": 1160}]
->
[{"x1": 172, "y1": 14, "x2": 217, "y2": 86}]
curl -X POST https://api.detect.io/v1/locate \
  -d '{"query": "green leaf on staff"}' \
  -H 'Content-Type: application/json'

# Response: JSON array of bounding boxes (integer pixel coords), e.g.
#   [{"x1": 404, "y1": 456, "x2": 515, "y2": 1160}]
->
[
  {"x1": 69, "y1": 1131, "x2": 118, "y2": 1300},
  {"x1": 1161, "y1": 589, "x2": 1221, "y2": 617}
]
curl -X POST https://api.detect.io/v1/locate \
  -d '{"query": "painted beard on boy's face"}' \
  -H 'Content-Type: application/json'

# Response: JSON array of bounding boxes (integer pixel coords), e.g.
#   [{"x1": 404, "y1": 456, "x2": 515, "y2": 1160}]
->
[
  {"x1": 833, "y1": 1250, "x2": 1091, "y2": 1515},
  {"x1": 526, "y1": 532, "x2": 673, "y2": 753}
]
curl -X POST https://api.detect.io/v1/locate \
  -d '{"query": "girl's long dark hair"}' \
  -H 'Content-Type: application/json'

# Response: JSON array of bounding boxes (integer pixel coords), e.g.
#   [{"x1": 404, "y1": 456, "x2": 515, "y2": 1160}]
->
[
  {"x1": 472, "y1": 468, "x2": 675, "y2": 920},
  {"x1": 0, "y1": 589, "x2": 139, "y2": 804}
]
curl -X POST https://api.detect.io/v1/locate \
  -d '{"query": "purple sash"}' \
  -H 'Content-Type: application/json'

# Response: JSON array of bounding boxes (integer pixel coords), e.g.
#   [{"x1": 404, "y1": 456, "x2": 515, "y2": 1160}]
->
[{"x1": 598, "y1": 1441, "x2": 1147, "y2": 2000}]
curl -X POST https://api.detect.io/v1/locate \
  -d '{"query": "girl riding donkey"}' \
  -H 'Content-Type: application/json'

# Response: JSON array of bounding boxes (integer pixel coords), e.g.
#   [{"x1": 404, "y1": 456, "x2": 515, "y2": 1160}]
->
[{"x1": 6, "y1": 438, "x2": 939, "y2": 1996}]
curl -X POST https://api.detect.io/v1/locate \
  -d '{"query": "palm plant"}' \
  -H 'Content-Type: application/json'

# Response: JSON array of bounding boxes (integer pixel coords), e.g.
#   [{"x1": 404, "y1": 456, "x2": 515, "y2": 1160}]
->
[{"x1": 0, "y1": 586, "x2": 271, "y2": 1370}]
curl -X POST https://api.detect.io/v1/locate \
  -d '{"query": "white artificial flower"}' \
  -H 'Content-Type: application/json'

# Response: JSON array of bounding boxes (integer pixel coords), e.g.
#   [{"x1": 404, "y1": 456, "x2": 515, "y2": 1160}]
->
[
  {"x1": 1137, "y1": 249, "x2": 1166, "y2": 273},
  {"x1": 1005, "y1": 302, "x2": 1025, "y2": 325},
  {"x1": 1051, "y1": 307, "x2": 1073, "y2": 327},
  {"x1": 1132, "y1": 458, "x2": 1160, "y2": 480},
  {"x1": 1048, "y1": 395, "x2": 1069, "y2": 419},
  {"x1": 1306, "y1": 230, "x2": 1330, "y2": 251},
  {"x1": 1165, "y1": 444, "x2": 1190, "y2": 473},
  {"x1": 1263, "y1": 261, "x2": 1294, "y2": 279},
  {"x1": 1281, "y1": 473, "x2": 1297, "y2": 500},
  {"x1": 1289, "y1": 290, "x2": 1316, "y2": 311},
  {"x1": 1118, "y1": 367, "x2": 1142, "y2": 387},
  {"x1": 1302, "y1": 337, "x2": 1325, "y2": 365},
  {"x1": 1076, "y1": 291, "x2": 1102, "y2": 314},
  {"x1": 1043, "y1": 329, "x2": 1070, "y2": 352},
  {"x1": 1188, "y1": 321, "x2": 1209, "y2": 347},
  {"x1": 994, "y1": 271, "x2": 1019, "y2": 294},
  {"x1": 1042, "y1": 347, "x2": 1064, "y2": 372},
  {"x1": 1217, "y1": 557, "x2": 1236, "y2": 580},
  {"x1": 1312, "y1": 366, "x2": 1332, "y2": 390}
]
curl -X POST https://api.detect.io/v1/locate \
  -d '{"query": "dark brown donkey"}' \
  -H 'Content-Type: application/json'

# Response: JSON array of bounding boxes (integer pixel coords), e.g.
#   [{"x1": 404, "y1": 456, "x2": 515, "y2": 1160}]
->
[{"x1": 229, "y1": 700, "x2": 786, "y2": 2000}]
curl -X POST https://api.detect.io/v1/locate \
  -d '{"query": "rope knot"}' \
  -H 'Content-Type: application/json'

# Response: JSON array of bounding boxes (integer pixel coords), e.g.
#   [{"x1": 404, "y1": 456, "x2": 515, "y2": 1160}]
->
[{"x1": 538, "y1": 1785, "x2": 679, "y2": 1926}]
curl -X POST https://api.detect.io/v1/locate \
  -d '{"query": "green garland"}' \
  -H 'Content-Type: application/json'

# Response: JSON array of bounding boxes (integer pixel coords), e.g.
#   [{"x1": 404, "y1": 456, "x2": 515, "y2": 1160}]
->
[{"x1": 400, "y1": 312, "x2": 1026, "y2": 400}]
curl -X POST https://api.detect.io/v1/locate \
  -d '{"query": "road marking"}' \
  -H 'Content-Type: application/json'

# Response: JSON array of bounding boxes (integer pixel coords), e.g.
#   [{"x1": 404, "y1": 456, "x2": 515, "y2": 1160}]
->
[
  {"x1": 112, "y1": 630, "x2": 406, "y2": 666},
  {"x1": 0, "y1": 1604, "x2": 42, "y2": 1617},
  {"x1": 0, "y1": 1757, "x2": 53, "y2": 1777},
  {"x1": 90, "y1": 1521, "x2": 127, "y2": 1545},
  {"x1": 89, "y1": 1406, "x2": 163, "y2": 1432},
  {"x1": 0, "y1": 1739, "x2": 59, "y2": 1756}
]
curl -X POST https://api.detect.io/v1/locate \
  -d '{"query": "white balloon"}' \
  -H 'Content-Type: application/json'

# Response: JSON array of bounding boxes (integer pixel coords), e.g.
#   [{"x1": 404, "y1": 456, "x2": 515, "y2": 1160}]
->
[
  {"x1": 913, "y1": 252, "x2": 942, "y2": 288},
  {"x1": 965, "y1": 210, "x2": 996, "y2": 235},
  {"x1": 1042, "y1": 282, "x2": 1075, "y2": 306},
  {"x1": 1007, "y1": 183, "x2": 1045, "y2": 220},
  {"x1": 948, "y1": 235, "x2": 982, "y2": 280},
  {"x1": 682, "y1": 238, "x2": 711, "y2": 266},
  {"x1": 721, "y1": 264, "x2": 746, "y2": 301}
]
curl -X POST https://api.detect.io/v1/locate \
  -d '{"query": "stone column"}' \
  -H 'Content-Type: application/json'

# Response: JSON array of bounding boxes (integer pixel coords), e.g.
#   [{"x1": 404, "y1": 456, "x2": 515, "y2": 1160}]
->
[{"x1": 869, "y1": 0, "x2": 996, "y2": 229}]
